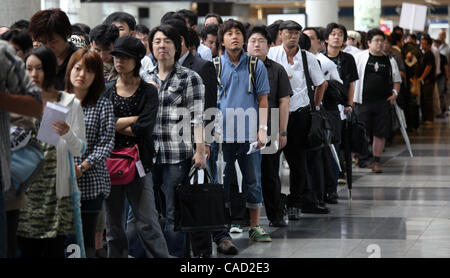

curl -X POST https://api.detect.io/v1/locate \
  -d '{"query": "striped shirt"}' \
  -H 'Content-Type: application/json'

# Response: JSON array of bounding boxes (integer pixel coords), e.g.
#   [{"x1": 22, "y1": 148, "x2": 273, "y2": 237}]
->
[
  {"x1": 0, "y1": 41, "x2": 41, "y2": 194},
  {"x1": 142, "y1": 63, "x2": 204, "y2": 164}
]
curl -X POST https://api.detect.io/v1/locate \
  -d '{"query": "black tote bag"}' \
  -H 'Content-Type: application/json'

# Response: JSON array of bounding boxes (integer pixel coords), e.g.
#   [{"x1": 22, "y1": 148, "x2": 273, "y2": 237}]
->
[{"x1": 174, "y1": 167, "x2": 228, "y2": 232}]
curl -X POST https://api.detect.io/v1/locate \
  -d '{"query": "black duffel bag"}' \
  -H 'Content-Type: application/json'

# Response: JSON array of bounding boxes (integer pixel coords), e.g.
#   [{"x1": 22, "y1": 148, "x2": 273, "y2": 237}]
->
[
  {"x1": 307, "y1": 108, "x2": 333, "y2": 151},
  {"x1": 174, "y1": 167, "x2": 228, "y2": 232}
]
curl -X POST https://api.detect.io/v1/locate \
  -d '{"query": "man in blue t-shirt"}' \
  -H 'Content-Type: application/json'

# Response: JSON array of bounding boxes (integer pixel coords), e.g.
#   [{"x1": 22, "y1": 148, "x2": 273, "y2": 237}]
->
[{"x1": 213, "y1": 19, "x2": 271, "y2": 255}]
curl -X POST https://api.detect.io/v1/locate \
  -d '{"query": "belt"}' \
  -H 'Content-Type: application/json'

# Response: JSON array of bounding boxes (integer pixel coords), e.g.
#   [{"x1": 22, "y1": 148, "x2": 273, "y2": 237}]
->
[{"x1": 291, "y1": 105, "x2": 311, "y2": 114}]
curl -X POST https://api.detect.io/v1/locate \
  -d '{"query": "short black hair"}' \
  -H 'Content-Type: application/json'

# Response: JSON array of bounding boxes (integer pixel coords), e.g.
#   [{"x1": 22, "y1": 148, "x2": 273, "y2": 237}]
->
[
  {"x1": 72, "y1": 24, "x2": 88, "y2": 39},
  {"x1": 390, "y1": 32, "x2": 403, "y2": 46},
  {"x1": 25, "y1": 46, "x2": 57, "y2": 90},
  {"x1": 247, "y1": 25, "x2": 271, "y2": 45},
  {"x1": 149, "y1": 24, "x2": 182, "y2": 62},
  {"x1": 205, "y1": 13, "x2": 223, "y2": 25},
  {"x1": 408, "y1": 33, "x2": 417, "y2": 41},
  {"x1": 201, "y1": 23, "x2": 218, "y2": 41},
  {"x1": 266, "y1": 20, "x2": 283, "y2": 44},
  {"x1": 136, "y1": 24, "x2": 150, "y2": 35},
  {"x1": 303, "y1": 27, "x2": 322, "y2": 41},
  {"x1": 89, "y1": 24, "x2": 119, "y2": 49},
  {"x1": 161, "y1": 16, "x2": 190, "y2": 48},
  {"x1": 177, "y1": 9, "x2": 197, "y2": 27},
  {"x1": 188, "y1": 28, "x2": 200, "y2": 49},
  {"x1": 299, "y1": 33, "x2": 311, "y2": 50},
  {"x1": 325, "y1": 22, "x2": 347, "y2": 43},
  {"x1": 0, "y1": 29, "x2": 33, "y2": 53},
  {"x1": 393, "y1": 26, "x2": 404, "y2": 34},
  {"x1": 10, "y1": 20, "x2": 29, "y2": 31},
  {"x1": 421, "y1": 34, "x2": 433, "y2": 46},
  {"x1": 104, "y1": 12, "x2": 136, "y2": 31},
  {"x1": 73, "y1": 23, "x2": 91, "y2": 38},
  {"x1": 366, "y1": 28, "x2": 385, "y2": 42},
  {"x1": 218, "y1": 19, "x2": 246, "y2": 51},
  {"x1": 29, "y1": 9, "x2": 72, "y2": 42}
]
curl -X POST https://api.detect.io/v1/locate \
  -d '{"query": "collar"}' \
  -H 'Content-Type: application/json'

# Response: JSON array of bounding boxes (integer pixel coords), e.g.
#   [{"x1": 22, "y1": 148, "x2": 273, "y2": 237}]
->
[
  {"x1": 178, "y1": 51, "x2": 190, "y2": 66},
  {"x1": 223, "y1": 49, "x2": 247, "y2": 67},
  {"x1": 59, "y1": 91, "x2": 76, "y2": 107}
]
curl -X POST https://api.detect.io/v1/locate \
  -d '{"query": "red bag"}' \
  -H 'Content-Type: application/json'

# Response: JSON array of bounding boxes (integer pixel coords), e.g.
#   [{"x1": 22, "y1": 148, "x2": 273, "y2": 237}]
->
[{"x1": 106, "y1": 145, "x2": 139, "y2": 185}]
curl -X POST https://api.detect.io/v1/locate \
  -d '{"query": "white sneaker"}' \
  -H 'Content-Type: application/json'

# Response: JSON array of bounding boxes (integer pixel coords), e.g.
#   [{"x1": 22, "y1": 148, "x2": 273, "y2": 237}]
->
[{"x1": 230, "y1": 224, "x2": 243, "y2": 233}]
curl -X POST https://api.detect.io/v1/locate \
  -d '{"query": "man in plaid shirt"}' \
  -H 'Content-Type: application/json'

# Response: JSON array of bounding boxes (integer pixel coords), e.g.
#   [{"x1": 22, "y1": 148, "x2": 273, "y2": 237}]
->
[
  {"x1": 142, "y1": 24, "x2": 206, "y2": 258},
  {"x1": 0, "y1": 40, "x2": 42, "y2": 257}
]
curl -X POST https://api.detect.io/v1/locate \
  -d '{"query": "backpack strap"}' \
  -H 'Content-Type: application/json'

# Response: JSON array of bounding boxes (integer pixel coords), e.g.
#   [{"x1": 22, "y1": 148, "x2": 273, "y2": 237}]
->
[
  {"x1": 213, "y1": 56, "x2": 223, "y2": 89},
  {"x1": 301, "y1": 50, "x2": 315, "y2": 107},
  {"x1": 248, "y1": 55, "x2": 258, "y2": 94}
]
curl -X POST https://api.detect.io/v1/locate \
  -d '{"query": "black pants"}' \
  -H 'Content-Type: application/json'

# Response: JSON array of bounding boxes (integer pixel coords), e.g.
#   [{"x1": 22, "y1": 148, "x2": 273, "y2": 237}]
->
[
  {"x1": 81, "y1": 212, "x2": 100, "y2": 258},
  {"x1": 6, "y1": 210, "x2": 19, "y2": 258},
  {"x1": 283, "y1": 108, "x2": 318, "y2": 208},
  {"x1": 421, "y1": 81, "x2": 435, "y2": 122},
  {"x1": 307, "y1": 148, "x2": 325, "y2": 205},
  {"x1": 261, "y1": 150, "x2": 282, "y2": 222},
  {"x1": 18, "y1": 236, "x2": 66, "y2": 258}
]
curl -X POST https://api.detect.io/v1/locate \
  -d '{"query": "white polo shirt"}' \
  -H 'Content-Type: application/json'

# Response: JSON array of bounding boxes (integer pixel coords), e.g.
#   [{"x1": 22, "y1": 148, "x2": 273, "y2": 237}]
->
[
  {"x1": 268, "y1": 45, "x2": 325, "y2": 111},
  {"x1": 315, "y1": 52, "x2": 342, "y2": 83}
]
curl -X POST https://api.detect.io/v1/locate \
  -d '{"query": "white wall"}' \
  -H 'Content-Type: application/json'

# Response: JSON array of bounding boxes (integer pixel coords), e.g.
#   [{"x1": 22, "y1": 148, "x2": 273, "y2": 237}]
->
[{"x1": 0, "y1": 0, "x2": 40, "y2": 27}]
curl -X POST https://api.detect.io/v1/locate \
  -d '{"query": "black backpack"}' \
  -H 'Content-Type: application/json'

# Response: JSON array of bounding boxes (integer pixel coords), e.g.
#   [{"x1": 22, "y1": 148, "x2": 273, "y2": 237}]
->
[{"x1": 213, "y1": 55, "x2": 259, "y2": 98}]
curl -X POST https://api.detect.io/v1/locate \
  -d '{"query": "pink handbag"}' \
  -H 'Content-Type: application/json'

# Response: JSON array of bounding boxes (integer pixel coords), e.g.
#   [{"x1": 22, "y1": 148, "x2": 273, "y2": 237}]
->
[{"x1": 106, "y1": 145, "x2": 139, "y2": 185}]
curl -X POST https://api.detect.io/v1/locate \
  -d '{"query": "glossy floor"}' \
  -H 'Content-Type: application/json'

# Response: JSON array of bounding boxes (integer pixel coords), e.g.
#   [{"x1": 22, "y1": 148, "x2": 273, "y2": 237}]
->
[{"x1": 213, "y1": 117, "x2": 450, "y2": 258}]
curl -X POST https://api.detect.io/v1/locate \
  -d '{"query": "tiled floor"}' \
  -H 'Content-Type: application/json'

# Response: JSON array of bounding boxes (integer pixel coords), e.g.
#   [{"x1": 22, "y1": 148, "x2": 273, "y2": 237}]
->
[{"x1": 213, "y1": 117, "x2": 450, "y2": 258}]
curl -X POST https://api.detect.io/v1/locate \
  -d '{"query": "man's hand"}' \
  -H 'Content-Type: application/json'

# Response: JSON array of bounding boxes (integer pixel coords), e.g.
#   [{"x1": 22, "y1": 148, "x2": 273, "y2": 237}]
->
[
  {"x1": 53, "y1": 121, "x2": 70, "y2": 136},
  {"x1": 278, "y1": 133, "x2": 287, "y2": 150},
  {"x1": 192, "y1": 150, "x2": 206, "y2": 169},
  {"x1": 257, "y1": 129, "x2": 267, "y2": 150},
  {"x1": 387, "y1": 93, "x2": 397, "y2": 105},
  {"x1": 75, "y1": 165, "x2": 82, "y2": 178}
]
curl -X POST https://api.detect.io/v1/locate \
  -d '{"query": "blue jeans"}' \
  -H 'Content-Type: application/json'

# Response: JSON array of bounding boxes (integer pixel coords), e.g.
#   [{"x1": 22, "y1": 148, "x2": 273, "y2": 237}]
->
[
  {"x1": 222, "y1": 143, "x2": 263, "y2": 209},
  {"x1": 152, "y1": 156, "x2": 191, "y2": 258},
  {"x1": 0, "y1": 180, "x2": 6, "y2": 258},
  {"x1": 105, "y1": 174, "x2": 169, "y2": 258},
  {"x1": 206, "y1": 143, "x2": 219, "y2": 184}
]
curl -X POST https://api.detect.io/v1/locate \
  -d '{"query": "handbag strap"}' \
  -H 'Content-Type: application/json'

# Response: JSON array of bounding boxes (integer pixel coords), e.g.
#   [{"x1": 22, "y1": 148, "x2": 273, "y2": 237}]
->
[
  {"x1": 301, "y1": 50, "x2": 315, "y2": 107},
  {"x1": 188, "y1": 166, "x2": 213, "y2": 185}
]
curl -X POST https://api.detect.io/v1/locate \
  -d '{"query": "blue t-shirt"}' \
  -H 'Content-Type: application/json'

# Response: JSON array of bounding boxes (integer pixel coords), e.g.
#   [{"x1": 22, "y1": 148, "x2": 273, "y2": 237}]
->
[{"x1": 218, "y1": 51, "x2": 270, "y2": 143}]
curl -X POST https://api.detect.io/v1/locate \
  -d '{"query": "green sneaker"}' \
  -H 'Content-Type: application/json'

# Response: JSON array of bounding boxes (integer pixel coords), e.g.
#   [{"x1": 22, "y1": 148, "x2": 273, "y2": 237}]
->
[
  {"x1": 248, "y1": 225, "x2": 272, "y2": 242},
  {"x1": 230, "y1": 224, "x2": 243, "y2": 233}
]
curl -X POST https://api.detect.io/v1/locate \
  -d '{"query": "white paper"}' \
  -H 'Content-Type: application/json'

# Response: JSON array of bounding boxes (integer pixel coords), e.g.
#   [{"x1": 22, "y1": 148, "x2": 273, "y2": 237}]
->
[
  {"x1": 247, "y1": 141, "x2": 266, "y2": 155},
  {"x1": 37, "y1": 102, "x2": 70, "y2": 146},
  {"x1": 338, "y1": 104, "x2": 347, "y2": 120},
  {"x1": 136, "y1": 160, "x2": 146, "y2": 178},
  {"x1": 190, "y1": 169, "x2": 205, "y2": 184}
]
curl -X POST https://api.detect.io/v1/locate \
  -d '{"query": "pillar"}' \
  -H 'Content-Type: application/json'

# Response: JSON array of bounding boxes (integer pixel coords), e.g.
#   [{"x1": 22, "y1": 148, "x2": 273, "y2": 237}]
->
[
  {"x1": 305, "y1": 0, "x2": 338, "y2": 27},
  {"x1": 0, "y1": 0, "x2": 41, "y2": 27},
  {"x1": 354, "y1": 0, "x2": 381, "y2": 32}
]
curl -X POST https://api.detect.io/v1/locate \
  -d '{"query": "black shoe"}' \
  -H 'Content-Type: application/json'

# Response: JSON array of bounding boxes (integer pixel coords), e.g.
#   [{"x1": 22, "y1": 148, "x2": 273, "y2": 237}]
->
[
  {"x1": 269, "y1": 218, "x2": 288, "y2": 227},
  {"x1": 287, "y1": 207, "x2": 301, "y2": 220},
  {"x1": 325, "y1": 193, "x2": 338, "y2": 204},
  {"x1": 301, "y1": 205, "x2": 329, "y2": 214}
]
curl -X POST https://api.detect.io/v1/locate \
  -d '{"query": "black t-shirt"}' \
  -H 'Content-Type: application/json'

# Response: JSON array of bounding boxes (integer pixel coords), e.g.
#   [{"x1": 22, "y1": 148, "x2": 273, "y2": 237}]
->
[
  {"x1": 326, "y1": 51, "x2": 359, "y2": 99},
  {"x1": 363, "y1": 54, "x2": 392, "y2": 102},
  {"x1": 419, "y1": 51, "x2": 436, "y2": 83},
  {"x1": 55, "y1": 42, "x2": 78, "y2": 91}
]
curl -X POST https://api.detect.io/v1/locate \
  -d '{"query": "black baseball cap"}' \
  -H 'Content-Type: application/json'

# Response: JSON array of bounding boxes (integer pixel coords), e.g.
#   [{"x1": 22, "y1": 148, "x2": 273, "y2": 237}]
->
[
  {"x1": 279, "y1": 20, "x2": 303, "y2": 31},
  {"x1": 110, "y1": 35, "x2": 146, "y2": 60}
]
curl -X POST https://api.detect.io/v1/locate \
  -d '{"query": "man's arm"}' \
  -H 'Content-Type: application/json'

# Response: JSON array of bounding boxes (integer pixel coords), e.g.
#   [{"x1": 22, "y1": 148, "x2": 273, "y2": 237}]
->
[
  {"x1": 278, "y1": 96, "x2": 290, "y2": 149},
  {"x1": 0, "y1": 93, "x2": 42, "y2": 118},
  {"x1": 314, "y1": 81, "x2": 327, "y2": 107},
  {"x1": 257, "y1": 94, "x2": 268, "y2": 149}
]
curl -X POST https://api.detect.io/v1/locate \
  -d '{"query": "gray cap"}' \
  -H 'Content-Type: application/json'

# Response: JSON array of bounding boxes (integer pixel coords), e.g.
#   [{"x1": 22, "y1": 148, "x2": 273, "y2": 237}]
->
[{"x1": 279, "y1": 20, "x2": 302, "y2": 31}]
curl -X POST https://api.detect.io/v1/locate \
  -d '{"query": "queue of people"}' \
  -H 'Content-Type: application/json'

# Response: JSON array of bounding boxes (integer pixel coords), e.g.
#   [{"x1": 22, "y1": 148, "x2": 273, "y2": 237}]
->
[{"x1": 0, "y1": 8, "x2": 447, "y2": 258}]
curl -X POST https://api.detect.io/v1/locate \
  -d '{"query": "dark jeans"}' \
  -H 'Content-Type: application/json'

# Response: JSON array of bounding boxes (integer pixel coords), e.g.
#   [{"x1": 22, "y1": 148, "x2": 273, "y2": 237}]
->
[
  {"x1": 421, "y1": 81, "x2": 435, "y2": 122},
  {"x1": 152, "y1": 157, "x2": 191, "y2": 258},
  {"x1": 307, "y1": 148, "x2": 325, "y2": 205},
  {"x1": 283, "y1": 108, "x2": 319, "y2": 208},
  {"x1": 6, "y1": 210, "x2": 19, "y2": 258}
]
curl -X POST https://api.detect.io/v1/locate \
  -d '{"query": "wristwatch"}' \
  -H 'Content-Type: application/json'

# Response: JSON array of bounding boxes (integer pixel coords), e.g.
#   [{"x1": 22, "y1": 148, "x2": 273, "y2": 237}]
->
[
  {"x1": 315, "y1": 106, "x2": 321, "y2": 111},
  {"x1": 259, "y1": 125, "x2": 268, "y2": 131},
  {"x1": 392, "y1": 89, "x2": 398, "y2": 96},
  {"x1": 80, "y1": 165, "x2": 87, "y2": 174},
  {"x1": 280, "y1": 131, "x2": 288, "y2": 137}
]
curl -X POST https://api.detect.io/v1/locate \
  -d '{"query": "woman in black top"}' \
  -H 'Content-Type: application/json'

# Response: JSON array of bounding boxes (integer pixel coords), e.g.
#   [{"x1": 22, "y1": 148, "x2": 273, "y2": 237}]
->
[{"x1": 103, "y1": 36, "x2": 169, "y2": 258}]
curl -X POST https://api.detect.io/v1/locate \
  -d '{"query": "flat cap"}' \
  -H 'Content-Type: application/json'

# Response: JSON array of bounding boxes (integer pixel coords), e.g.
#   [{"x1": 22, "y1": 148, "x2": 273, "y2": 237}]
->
[{"x1": 279, "y1": 20, "x2": 302, "y2": 31}]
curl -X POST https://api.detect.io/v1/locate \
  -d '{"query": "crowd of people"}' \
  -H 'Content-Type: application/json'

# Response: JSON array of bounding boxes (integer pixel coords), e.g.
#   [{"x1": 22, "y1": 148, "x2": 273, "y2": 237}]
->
[{"x1": 0, "y1": 7, "x2": 448, "y2": 258}]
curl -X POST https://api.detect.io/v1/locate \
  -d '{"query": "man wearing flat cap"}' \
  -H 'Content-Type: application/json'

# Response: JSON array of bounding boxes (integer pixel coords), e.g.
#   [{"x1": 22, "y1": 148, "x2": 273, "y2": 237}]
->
[{"x1": 267, "y1": 20, "x2": 329, "y2": 220}]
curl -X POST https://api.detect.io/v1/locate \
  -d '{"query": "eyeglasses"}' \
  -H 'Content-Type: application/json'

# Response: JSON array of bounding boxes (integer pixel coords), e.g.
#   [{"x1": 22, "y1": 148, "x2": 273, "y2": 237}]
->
[
  {"x1": 152, "y1": 39, "x2": 174, "y2": 46},
  {"x1": 371, "y1": 39, "x2": 385, "y2": 43}
]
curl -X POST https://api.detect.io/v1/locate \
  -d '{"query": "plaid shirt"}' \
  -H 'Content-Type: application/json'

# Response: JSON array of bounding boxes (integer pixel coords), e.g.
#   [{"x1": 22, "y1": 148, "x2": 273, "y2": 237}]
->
[
  {"x1": 142, "y1": 63, "x2": 204, "y2": 164},
  {"x1": 0, "y1": 41, "x2": 41, "y2": 193},
  {"x1": 74, "y1": 97, "x2": 115, "y2": 200}
]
